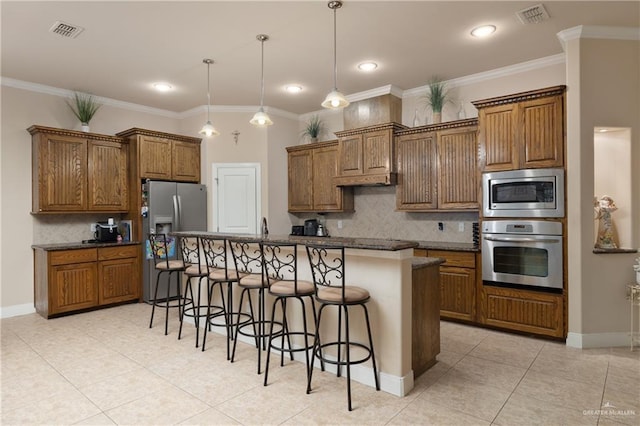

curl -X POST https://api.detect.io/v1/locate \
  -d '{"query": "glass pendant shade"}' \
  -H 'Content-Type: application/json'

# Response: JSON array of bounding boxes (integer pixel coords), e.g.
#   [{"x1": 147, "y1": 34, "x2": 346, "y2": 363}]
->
[
  {"x1": 250, "y1": 108, "x2": 273, "y2": 126},
  {"x1": 199, "y1": 120, "x2": 219, "y2": 137},
  {"x1": 321, "y1": 90, "x2": 349, "y2": 109},
  {"x1": 200, "y1": 58, "x2": 219, "y2": 138},
  {"x1": 251, "y1": 34, "x2": 273, "y2": 126},
  {"x1": 323, "y1": 1, "x2": 349, "y2": 109}
]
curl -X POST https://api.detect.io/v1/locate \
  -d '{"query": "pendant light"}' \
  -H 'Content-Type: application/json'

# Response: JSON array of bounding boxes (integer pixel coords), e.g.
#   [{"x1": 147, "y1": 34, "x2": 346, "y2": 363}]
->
[
  {"x1": 199, "y1": 58, "x2": 220, "y2": 137},
  {"x1": 322, "y1": 0, "x2": 349, "y2": 109},
  {"x1": 250, "y1": 34, "x2": 273, "y2": 126}
]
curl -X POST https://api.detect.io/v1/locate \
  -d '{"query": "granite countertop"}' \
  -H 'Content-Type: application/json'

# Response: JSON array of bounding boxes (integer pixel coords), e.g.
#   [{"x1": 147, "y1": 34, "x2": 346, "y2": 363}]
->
[
  {"x1": 415, "y1": 241, "x2": 480, "y2": 252},
  {"x1": 411, "y1": 257, "x2": 446, "y2": 269},
  {"x1": 170, "y1": 232, "x2": 418, "y2": 251},
  {"x1": 32, "y1": 241, "x2": 141, "y2": 251}
]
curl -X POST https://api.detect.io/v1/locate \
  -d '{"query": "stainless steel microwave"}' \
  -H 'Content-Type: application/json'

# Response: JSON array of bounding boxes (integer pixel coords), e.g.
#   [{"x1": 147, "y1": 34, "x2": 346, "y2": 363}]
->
[{"x1": 482, "y1": 168, "x2": 565, "y2": 218}]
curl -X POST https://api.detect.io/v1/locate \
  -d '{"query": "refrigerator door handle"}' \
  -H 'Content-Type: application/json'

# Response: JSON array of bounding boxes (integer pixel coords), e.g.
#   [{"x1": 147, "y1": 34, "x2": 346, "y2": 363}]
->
[
  {"x1": 173, "y1": 195, "x2": 180, "y2": 231},
  {"x1": 177, "y1": 195, "x2": 183, "y2": 230}
]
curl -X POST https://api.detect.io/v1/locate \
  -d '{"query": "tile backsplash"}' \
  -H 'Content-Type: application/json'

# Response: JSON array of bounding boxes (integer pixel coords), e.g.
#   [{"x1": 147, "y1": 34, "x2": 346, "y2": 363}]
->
[
  {"x1": 33, "y1": 214, "x2": 121, "y2": 244},
  {"x1": 291, "y1": 186, "x2": 479, "y2": 243}
]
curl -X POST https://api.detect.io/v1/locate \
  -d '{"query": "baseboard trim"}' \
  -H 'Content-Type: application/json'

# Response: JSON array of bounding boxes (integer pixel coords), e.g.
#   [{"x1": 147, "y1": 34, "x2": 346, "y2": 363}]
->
[
  {"x1": 0, "y1": 304, "x2": 36, "y2": 319},
  {"x1": 566, "y1": 331, "x2": 630, "y2": 348}
]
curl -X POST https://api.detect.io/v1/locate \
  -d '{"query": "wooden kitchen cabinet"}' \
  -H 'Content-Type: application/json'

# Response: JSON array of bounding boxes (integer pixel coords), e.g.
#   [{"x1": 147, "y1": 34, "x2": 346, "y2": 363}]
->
[
  {"x1": 29, "y1": 126, "x2": 129, "y2": 213},
  {"x1": 473, "y1": 85, "x2": 566, "y2": 172},
  {"x1": 33, "y1": 244, "x2": 140, "y2": 318},
  {"x1": 396, "y1": 119, "x2": 478, "y2": 211},
  {"x1": 117, "y1": 128, "x2": 201, "y2": 183},
  {"x1": 480, "y1": 285, "x2": 564, "y2": 338},
  {"x1": 334, "y1": 122, "x2": 406, "y2": 186},
  {"x1": 287, "y1": 140, "x2": 353, "y2": 213}
]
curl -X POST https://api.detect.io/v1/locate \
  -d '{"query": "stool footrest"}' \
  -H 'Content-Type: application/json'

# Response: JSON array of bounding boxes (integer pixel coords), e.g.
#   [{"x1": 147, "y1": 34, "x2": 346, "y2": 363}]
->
[
  {"x1": 315, "y1": 341, "x2": 374, "y2": 366},
  {"x1": 269, "y1": 331, "x2": 315, "y2": 353}
]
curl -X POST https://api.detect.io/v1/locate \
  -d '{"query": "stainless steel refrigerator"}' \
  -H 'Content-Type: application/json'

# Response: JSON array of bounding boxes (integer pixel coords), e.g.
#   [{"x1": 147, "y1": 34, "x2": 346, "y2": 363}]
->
[{"x1": 142, "y1": 180, "x2": 207, "y2": 302}]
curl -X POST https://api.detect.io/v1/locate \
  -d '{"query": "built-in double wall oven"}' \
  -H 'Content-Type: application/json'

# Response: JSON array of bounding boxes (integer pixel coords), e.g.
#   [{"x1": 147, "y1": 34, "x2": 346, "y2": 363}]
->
[{"x1": 481, "y1": 168, "x2": 565, "y2": 292}]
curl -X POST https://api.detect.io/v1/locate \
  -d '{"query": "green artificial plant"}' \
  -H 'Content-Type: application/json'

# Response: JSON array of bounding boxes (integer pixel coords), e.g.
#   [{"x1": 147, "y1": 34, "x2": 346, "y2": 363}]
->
[{"x1": 67, "y1": 92, "x2": 102, "y2": 125}]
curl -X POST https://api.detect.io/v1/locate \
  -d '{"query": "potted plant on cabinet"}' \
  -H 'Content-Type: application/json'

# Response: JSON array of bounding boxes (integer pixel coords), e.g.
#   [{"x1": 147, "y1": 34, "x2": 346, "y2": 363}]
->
[
  {"x1": 300, "y1": 115, "x2": 325, "y2": 143},
  {"x1": 67, "y1": 92, "x2": 101, "y2": 132},
  {"x1": 424, "y1": 77, "x2": 449, "y2": 124}
]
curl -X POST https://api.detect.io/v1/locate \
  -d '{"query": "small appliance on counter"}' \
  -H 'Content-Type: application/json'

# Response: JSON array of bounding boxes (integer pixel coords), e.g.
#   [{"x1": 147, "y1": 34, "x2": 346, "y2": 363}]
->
[
  {"x1": 304, "y1": 219, "x2": 319, "y2": 236},
  {"x1": 94, "y1": 219, "x2": 119, "y2": 242},
  {"x1": 291, "y1": 225, "x2": 304, "y2": 236},
  {"x1": 316, "y1": 224, "x2": 329, "y2": 237}
]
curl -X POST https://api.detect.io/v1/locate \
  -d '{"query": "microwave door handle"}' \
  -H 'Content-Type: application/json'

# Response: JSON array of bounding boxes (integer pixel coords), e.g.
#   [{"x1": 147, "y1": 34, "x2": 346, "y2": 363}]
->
[{"x1": 484, "y1": 236, "x2": 561, "y2": 243}]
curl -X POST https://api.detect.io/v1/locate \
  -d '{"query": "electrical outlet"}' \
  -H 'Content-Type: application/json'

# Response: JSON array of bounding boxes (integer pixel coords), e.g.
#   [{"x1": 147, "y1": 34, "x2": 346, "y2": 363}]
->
[
  {"x1": 438, "y1": 222, "x2": 444, "y2": 231},
  {"x1": 90, "y1": 223, "x2": 97, "y2": 232},
  {"x1": 337, "y1": 220, "x2": 343, "y2": 229},
  {"x1": 458, "y1": 222, "x2": 465, "y2": 232}
]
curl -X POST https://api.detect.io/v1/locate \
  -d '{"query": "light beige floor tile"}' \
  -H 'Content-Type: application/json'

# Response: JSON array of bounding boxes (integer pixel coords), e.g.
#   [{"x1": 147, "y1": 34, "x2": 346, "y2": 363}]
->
[
  {"x1": 105, "y1": 385, "x2": 210, "y2": 425},
  {"x1": 388, "y1": 399, "x2": 491, "y2": 425},
  {"x1": 413, "y1": 370, "x2": 512, "y2": 422},
  {"x1": 493, "y1": 391, "x2": 597, "y2": 426},
  {"x1": 514, "y1": 370, "x2": 603, "y2": 412},
  {"x1": 529, "y1": 348, "x2": 608, "y2": 386},
  {"x1": 58, "y1": 352, "x2": 142, "y2": 387},
  {"x1": 1, "y1": 387, "x2": 101, "y2": 425},
  {"x1": 1, "y1": 367, "x2": 79, "y2": 412},
  {"x1": 74, "y1": 412, "x2": 117, "y2": 425},
  {"x1": 606, "y1": 367, "x2": 640, "y2": 395},
  {"x1": 449, "y1": 354, "x2": 527, "y2": 391},
  {"x1": 599, "y1": 387, "x2": 640, "y2": 426},
  {"x1": 79, "y1": 366, "x2": 174, "y2": 411},
  {"x1": 468, "y1": 333, "x2": 544, "y2": 369},
  {"x1": 179, "y1": 407, "x2": 241, "y2": 425}
]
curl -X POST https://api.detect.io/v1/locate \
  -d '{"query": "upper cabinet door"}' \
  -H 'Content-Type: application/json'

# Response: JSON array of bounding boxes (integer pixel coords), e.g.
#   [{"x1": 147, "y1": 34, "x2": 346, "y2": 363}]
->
[
  {"x1": 33, "y1": 132, "x2": 87, "y2": 212},
  {"x1": 478, "y1": 103, "x2": 519, "y2": 172},
  {"x1": 172, "y1": 141, "x2": 201, "y2": 182},
  {"x1": 338, "y1": 134, "x2": 364, "y2": 177},
  {"x1": 396, "y1": 132, "x2": 437, "y2": 211},
  {"x1": 287, "y1": 148, "x2": 313, "y2": 212},
  {"x1": 139, "y1": 136, "x2": 172, "y2": 180},
  {"x1": 87, "y1": 140, "x2": 128, "y2": 211},
  {"x1": 362, "y1": 130, "x2": 392, "y2": 175},
  {"x1": 437, "y1": 127, "x2": 479, "y2": 210},
  {"x1": 520, "y1": 95, "x2": 564, "y2": 169}
]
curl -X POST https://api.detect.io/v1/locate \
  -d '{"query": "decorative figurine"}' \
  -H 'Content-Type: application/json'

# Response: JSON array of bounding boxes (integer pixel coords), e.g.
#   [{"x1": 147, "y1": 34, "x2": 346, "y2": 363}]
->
[{"x1": 594, "y1": 195, "x2": 619, "y2": 249}]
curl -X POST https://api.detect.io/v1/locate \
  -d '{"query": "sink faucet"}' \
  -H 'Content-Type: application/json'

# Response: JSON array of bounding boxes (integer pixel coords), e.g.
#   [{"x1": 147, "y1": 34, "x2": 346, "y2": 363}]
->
[{"x1": 261, "y1": 217, "x2": 269, "y2": 235}]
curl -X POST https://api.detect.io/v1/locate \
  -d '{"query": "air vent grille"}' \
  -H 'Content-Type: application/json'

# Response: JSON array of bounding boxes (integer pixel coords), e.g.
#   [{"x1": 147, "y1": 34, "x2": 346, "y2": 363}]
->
[
  {"x1": 49, "y1": 21, "x2": 84, "y2": 38},
  {"x1": 516, "y1": 4, "x2": 550, "y2": 24}
]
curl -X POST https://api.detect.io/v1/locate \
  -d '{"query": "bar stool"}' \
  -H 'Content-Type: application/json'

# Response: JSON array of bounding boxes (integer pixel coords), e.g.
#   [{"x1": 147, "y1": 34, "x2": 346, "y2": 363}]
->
[
  {"x1": 262, "y1": 242, "x2": 318, "y2": 388},
  {"x1": 177, "y1": 236, "x2": 209, "y2": 347},
  {"x1": 148, "y1": 233, "x2": 186, "y2": 336},
  {"x1": 305, "y1": 244, "x2": 380, "y2": 411},
  {"x1": 228, "y1": 238, "x2": 269, "y2": 373},
  {"x1": 200, "y1": 236, "x2": 235, "y2": 358}
]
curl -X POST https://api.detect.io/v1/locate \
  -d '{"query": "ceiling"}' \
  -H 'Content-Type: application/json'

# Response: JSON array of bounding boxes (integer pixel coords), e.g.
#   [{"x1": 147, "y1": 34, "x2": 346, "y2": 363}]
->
[{"x1": 2, "y1": 1, "x2": 638, "y2": 116}]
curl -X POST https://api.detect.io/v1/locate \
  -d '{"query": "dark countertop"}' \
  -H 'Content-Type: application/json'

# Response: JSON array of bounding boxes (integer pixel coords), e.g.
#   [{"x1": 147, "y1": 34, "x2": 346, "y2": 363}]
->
[
  {"x1": 32, "y1": 241, "x2": 141, "y2": 251},
  {"x1": 593, "y1": 247, "x2": 638, "y2": 254},
  {"x1": 411, "y1": 257, "x2": 446, "y2": 269},
  {"x1": 415, "y1": 241, "x2": 480, "y2": 252},
  {"x1": 170, "y1": 232, "x2": 418, "y2": 251}
]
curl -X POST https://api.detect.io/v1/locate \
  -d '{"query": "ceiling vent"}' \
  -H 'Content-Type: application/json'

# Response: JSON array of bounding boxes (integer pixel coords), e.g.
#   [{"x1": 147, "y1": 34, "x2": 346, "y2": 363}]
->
[
  {"x1": 516, "y1": 4, "x2": 550, "y2": 24},
  {"x1": 49, "y1": 21, "x2": 84, "y2": 38}
]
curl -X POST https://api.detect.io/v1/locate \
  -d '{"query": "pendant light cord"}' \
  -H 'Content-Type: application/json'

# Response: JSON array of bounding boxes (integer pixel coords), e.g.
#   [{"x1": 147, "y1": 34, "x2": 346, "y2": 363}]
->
[
  {"x1": 205, "y1": 59, "x2": 211, "y2": 121},
  {"x1": 260, "y1": 37, "x2": 265, "y2": 108},
  {"x1": 332, "y1": 5, "x2": 338, "y2": 91}
]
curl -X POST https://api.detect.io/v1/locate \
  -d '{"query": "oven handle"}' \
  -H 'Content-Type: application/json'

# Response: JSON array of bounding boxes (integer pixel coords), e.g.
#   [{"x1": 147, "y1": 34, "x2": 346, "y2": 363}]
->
[{"x1": 483, "y1": 236, "x2": 561, "y2": 243}]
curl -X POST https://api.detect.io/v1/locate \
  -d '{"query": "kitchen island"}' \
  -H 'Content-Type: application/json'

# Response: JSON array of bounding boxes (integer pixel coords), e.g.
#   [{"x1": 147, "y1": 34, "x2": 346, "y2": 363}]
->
[{"x1": 171, "y1": 232, "x2": 442, "y2": 397}]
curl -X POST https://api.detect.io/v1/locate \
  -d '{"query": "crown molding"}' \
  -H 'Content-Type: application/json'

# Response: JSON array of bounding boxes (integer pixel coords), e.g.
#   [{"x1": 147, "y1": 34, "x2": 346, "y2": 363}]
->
[
  {"x1": 402, "y1": 53, "x2": 566, "y2": 98},
  {"x1": 557, "y1": 25, "x2": 640, "y2": 51}
]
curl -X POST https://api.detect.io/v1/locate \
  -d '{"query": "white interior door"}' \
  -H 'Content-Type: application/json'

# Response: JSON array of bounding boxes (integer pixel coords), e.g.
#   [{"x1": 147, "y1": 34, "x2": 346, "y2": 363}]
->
[{"x1": 212, "y1": 163, "x2": 261, "y2": 234}]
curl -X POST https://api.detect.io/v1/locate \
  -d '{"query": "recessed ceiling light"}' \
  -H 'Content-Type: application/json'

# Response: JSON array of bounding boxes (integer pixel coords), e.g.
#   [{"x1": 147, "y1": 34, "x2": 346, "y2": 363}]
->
[
  {"x1": 598, "y1": 128, "x2": 609, "y2": 133},
  {"x1": 358, "y1": 62, "x2": 378, "y2": 72},
  {"x1": 471, "y1": 25, "x2": 496, "y2": 38},
  {"x1": 152, "y1": 82, "x2": 173, "y2": 92},
  {"x1": 285, "y1": 85, "x2": 303, "y2": 93}
]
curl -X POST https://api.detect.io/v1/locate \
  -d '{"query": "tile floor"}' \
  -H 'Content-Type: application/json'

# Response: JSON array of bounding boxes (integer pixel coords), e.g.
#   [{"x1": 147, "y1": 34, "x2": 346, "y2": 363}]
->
[{"x1": 1, "y1": 303, "x2": 638, "y2": 425}]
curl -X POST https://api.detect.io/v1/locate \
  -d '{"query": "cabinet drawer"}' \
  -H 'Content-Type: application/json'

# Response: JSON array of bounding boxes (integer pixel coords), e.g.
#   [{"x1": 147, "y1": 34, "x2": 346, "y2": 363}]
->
[
  {"x1": 428, "y1": 250, "x2": 475, "y2": 268},
  {"x1": 50, "y1": 249, "x2": 97, "y2": 266},
  {"x1": 98, "y1": 245, "x2": 139, "y2": 260}
]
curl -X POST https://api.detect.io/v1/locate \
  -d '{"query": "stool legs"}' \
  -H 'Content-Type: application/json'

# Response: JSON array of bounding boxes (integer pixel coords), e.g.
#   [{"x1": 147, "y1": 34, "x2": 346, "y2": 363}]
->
[
  {"x1": 178, "y1": 275, "x2": 208, "y2": 347},
  {"x1": 201, "y1": 280, "x2": 230, "y2": 358},
  {"x1": 149, "y1": 270, "x2": 182, "y2": 336}
]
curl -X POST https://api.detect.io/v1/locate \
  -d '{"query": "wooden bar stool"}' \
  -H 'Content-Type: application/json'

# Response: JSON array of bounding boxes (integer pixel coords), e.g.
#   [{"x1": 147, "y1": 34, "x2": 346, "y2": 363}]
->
[
  {"x1": 305, "y1": 244, "x2": 379, "y2": 411},
  {"x1": 262, "y1": 242, "x2": 318, "y2": 388},
  {"x1": 148, "y1": 233, "x2": 186, "y2": 336}
]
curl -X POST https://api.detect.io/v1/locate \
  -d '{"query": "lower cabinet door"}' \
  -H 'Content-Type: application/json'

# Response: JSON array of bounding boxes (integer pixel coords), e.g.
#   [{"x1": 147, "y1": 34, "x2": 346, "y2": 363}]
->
[
  {"x1": 481, "y1": 285, "x2": 564, "y2": 338},
  {"x1": 439, "y1": 266, "x2": 476, "y2": 321},
  {"x1": 50, "y1": 262, "x2": 98, "y2": 315},
  {"x1": 98, "y1": 257, "x2": 139, "y2": 305}
]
